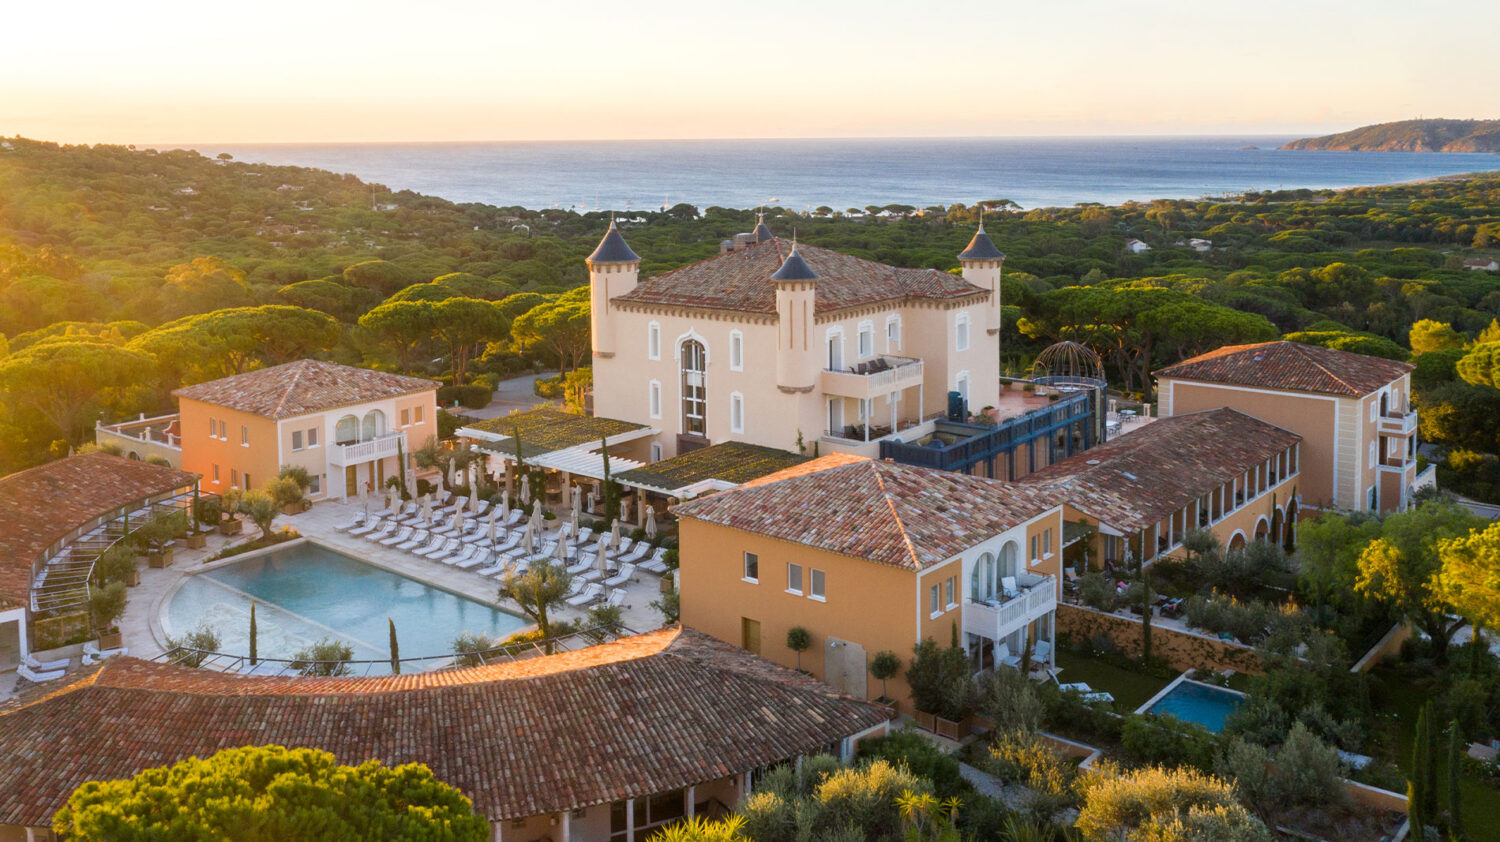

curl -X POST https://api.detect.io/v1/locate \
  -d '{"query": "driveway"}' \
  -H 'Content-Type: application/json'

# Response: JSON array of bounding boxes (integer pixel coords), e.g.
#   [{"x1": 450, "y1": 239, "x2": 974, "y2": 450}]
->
[{"x1": 464, "y1": 371, "x2": 560, "y2": 421}]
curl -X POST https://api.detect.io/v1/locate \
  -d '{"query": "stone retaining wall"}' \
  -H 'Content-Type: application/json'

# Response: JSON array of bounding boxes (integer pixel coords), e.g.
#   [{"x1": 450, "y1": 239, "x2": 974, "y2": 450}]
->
[
  {"x1": 31, "y1": 611, "x2": 90, "y2": 650},
  {"x1": 1056, "y1": 603, "x2": 1263, "y2": 675}
]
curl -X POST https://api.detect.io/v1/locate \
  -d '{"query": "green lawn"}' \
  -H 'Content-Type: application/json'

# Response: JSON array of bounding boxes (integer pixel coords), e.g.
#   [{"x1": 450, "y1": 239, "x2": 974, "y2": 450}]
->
[
  {"x1": 1370, "y1": 667, "x2": 1500, "y2": 841},
  {"x1": 1054, "y1": 650, "x2": 1173, "y2": 711}
]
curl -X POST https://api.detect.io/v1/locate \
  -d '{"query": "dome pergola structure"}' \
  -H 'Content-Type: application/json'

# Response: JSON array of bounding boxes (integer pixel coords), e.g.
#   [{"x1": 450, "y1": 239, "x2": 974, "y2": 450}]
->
[{"x1": 1031, "y1": 340, "x2": 1106, "y2": 392}]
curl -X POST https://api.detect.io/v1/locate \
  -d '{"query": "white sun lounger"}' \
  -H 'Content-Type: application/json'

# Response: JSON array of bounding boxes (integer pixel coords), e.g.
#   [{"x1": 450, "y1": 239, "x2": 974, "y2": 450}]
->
[
  {"x1": 566, "y1": 583, "x2": 603, "y2": 606},
  {"x1": 444, "y1": 544, "x2": 478, "y2": 566},
  {"x1": 609, "y1": 538, "x2": 635, "y2": 558},
  {"x1": 456, "y1": 548, "x2": 490, "y2": 570},
  {"x1": 365, "y1": 520, "x2": 399, "y2": 542},
  {"x1": 565, "y1": 557, "x2": 593, "y2": 575},
  {"x1": 379, "y1": 526, "x2": 413, "y2": 546},
  {"x1": 503, "y1": 509, "x2": 525, "y2": 526},
  {"x1": 603, "y1": 563, "x2": 634, "y2": 588},
  {"x1": 395, "y1": 530, "x2": 430, "y2": 551},
  {"x1": 83, "y1": 642, "x2": 128, "y2": 664},
  {"x1": 476, "y1": 557, "x2": 511, "y2": 577},
  {"x1": 573, "y1": 526, "x2": 594, "y2": 546},
  {"x1": 334, "y1": 512, "x2": 367, "y2": 532},
  {"x1": 24, "y1": 653, "x2": 69, "y2": 672},
  {"x1": 471, "y1": 500, "x2": 491, "y2": 518},
  {"x1": 427, "y1": 540, "x2": 464, "y2": 561},
  {"x1": 618, "y1": 543, "x2": 651, "y2": 565},
  {"x1": 417, "y1": 538, "x2": 459, "y2": 559},
  {"x1": 605, "y1": 587, "x2": 626, "y2": 608},
  {"x1": 18, "y1": 663, "x2": 65, "y2": 683},
  {"x1": 347, "y1": 517, "x2": 385, "y2": 537},
  {"x1": 639, "y1": 547, "x2": 670, "y2": 574},
  {"x1": 577, "y1": 568, "x2": 604, "y2": 583}
]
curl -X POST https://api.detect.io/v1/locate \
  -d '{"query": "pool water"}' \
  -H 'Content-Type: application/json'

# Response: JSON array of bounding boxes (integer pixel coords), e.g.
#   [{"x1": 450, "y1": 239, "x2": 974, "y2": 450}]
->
[
  {"x1": 1144, "y1": 680, "x2": 1244, "y2": 733},
  {"x1": 165, "y1": 542, "x2": 527, "y2": 669}
]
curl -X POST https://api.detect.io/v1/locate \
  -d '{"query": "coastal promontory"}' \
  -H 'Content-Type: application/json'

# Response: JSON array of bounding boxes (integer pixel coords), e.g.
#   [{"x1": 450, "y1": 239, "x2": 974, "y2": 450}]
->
[{"x1": 1283, "y1": 119, "x2": 1500, "y2": 153}]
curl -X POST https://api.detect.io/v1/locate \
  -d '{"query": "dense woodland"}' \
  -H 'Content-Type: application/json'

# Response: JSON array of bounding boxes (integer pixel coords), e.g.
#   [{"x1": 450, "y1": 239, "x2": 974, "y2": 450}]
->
[{"x1": 1, "y1": 137, "x2": 1498, "y2": 498}]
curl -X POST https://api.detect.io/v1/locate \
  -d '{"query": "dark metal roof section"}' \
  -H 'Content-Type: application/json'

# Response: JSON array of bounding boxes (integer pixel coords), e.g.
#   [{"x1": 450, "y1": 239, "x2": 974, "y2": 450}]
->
[
  {"x1": 587, "y1": 219, "x2": 641, "y2": 264},
  {"x1": 957, "y1": 222, "x2": 1005, "y2": 261},
  {"x1": 770, "y1": 243, "x2": 818, "y2": 281},
  {"x1": 754, "y1": 210, "x2": 773, "y2": 242}
]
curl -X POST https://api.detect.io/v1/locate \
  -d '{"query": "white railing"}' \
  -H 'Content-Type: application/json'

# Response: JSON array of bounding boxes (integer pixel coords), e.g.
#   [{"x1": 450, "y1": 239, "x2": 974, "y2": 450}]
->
[
  {"x1": 821, "y1": 356, "x2": 924, "y2": 399},
  {"x1": 962, "y1": 575, "x2": 1057, "y2": 641},
  {"x1": 1378, "y1": 410, "x2": 1417, "y2": 436},
  {"x1": 328, "y1": 432, "x2": 403, "y2": 466}
]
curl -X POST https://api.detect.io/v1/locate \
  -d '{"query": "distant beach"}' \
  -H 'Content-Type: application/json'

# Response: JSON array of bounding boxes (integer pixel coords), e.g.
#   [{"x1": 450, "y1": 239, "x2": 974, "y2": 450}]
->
[{"x1": 184, "y1": 136, "x2": 1499, "y2": 211}]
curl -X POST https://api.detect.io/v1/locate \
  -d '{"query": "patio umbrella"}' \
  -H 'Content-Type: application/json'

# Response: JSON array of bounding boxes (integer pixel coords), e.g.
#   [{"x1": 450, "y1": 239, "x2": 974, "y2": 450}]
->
[
  {"x1": 554, "y1": 535, "x2": 568, "y2": 563},
  {"x1": 536, "y1": 496, "x2": 548, "y2": 522},
  {"x1": 620, "y1": 497, "x2": 631, "y2": 524},
  {"x1": 521, "y1": 521, "x2": 535, "y2": 556},
  {"x1": 421, "y1": 495, "x2": 433, "y2": 522},
  {"x1": 486, "y1": 513, "x2": 499, "y2": 545},
  {"x1": 520, "y1": 474, "x2": 531, "y2": 504},
  {"x1": 595, "y1": 538, "x2": 609, "y2": 574},
  {"x1": 571, "y1": 492, "x2": 581, "y2": 521},
  {"x1": 586, "y1": 489, "x2": 597, "y2": 514},
  {"x1": 469, "y1": 484, "x2": 480, "y2": 513},
  {"x1": 499, "y1": 490, "x2": 510, "y2": 519},
  {"x1": 530, "y1": 506, "x2": 544, "y2": 535},
  {"x1": 449, "y1": 510, "x2": 463, "y2": 534},
  {"x1": 447, "y1": 457, "x2": 457, "y2": 488},
  {"x1": 388, "y1": 488, "x2": 399, "y2": 512},
  {"x1": 645, "y1": 507, "x2": 658, "y2": 539},
  {"x1": 570, "y1": 512, "x2": 581, "y2": 544},
  {"x1": 609, "y1": 520, "x2": 622, "y2": 550}
]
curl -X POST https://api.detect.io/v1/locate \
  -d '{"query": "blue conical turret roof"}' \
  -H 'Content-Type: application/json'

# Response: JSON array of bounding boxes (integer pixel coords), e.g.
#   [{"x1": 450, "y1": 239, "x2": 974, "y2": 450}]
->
[
  {"x1": 753, "y1": 210, "x2": 773, "y2": 242},
  {"x1": 957, "y1": 222, "x2": 1004, "y2": 261},
  {"x1": 588, "y1": 219, "x2": 641, "y2": 264},
  {"x1": 770, "y1": 242, "x2": 818, "y2": 282}
]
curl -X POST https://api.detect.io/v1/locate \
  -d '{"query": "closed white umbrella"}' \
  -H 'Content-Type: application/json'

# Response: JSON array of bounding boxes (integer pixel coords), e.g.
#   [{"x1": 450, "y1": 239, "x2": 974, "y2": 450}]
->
[
  {"x1": 620, "y1": 497, "x2": 631, "y2": 524},
  {"x1": 570, "y1": 512, "x2": 581, "y2": 544},
  {"x1": 609, "y1": 520, "x2": 622, "y2": 550},
  {"x1": 469, "y1": 484, "x2": 480, "y2": 513},
  {"x1": 520, "y1": 474, "x2": 530, "y2": 504},
  {"x1": 529, "y1": 506, "x2": 543, "y2": 534},
  {"x1": 499, "y1": 490, "x2": 510, "y2": 519},
  {"x1": 449, "y1": 510, "x2": 463, "y2": 534},
  {"x1": 486, "y1": 513, "x2": 499, "y2": 544},
  {"x1": 595, "y1": 538, "x2": 609, "y2": 573},
  {"x1": 571, "y1": 492, "x2": 581, "y2": 521},
  {"x1": 536, "y1": 497, "x2": 548, "y2": 522},
  {"x1": 521, "y1": 521, "x2": 536, "y2": 555},
  {"x1": 448, "y1": 457, "x2": 458, "y2": 488},
  {"x1": 554, "y1": 535, "x2": 568, "y2": 563},
  {"x1": 586, "y1": 489, "x2": 597, "y2": 514},
  {"x1": 645, "y1": 507, "x2": 658, "y2": 539},
  {"x1": 421, "y1": 494, "x2": 433, "y2": 523},
  {"x1": 387, "y1": 488, "x2": 398, "y2": 512}
]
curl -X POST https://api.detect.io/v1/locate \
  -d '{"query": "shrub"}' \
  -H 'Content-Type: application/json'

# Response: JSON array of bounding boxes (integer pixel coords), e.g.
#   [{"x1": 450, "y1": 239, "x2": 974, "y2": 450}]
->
[
  {"x1": 193, "y1": 497, "x2": 221, "y2": 527},
  {"x1": 93, "y1": 544, "x2": 137, "y2": 586},
  {"x1": 51, "y1": 745, "x2": 488, "y2": 841},
  {"x1": 1079, "y1": 571, "x2": 1120, "y2": 612},
  {"x1": 985, "y1": 730, "x2": 1077, "y2": 802},
  {"x1": 1121, "y1": 714, "x2": 1219, "y2": 771},
  {"x1": 166, "y1": 624, "x2": 222, "y2": 668},
  {"x1": 1075, "y1": 764, "x2": 1262, "y2": 842},
  {"x1": 907, "y1": 637, "x2": 974, "y2": 720},
  {"x1": 857, "y1": 729, "x2": 965, "y2": 798},
  {"x1": 1271, "y1": 721, "x2": 1346, "y2": 809},
  {"x1": 437, "y1": 383, "x2": 492, "y2": 409},
  {"x1": 976, "y1": 666, "x2": 1042, "y2": 734},
  {"x1": 290, "y1": 638, "x2": 353, "y2": 676},
  {"x1": 89, "y1": 581, "x2": 127, "y2": 633}
]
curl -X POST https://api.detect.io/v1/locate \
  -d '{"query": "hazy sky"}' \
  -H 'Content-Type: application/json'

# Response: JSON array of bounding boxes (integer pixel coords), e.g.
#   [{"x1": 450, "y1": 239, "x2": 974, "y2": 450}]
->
[{"x1": 3, "y1": 0, "x2": 1491, "y2": 144}]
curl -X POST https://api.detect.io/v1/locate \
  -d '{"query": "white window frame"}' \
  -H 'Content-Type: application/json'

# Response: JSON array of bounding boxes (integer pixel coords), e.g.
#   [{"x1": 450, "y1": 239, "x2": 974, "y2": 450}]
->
[
  {"x1": 886, "y1": 315, "x2": 902, "y2": 352},
  {"x1": 240, "y1": 425, "x2": 249, "y2": 446},
  {"x1": 212, "y1": 464, "x2": 220, "y2": 483},
  {"x1": 955, "y1": 311, "x2": 971, "y2": 352},
  {"x1": 414, "y1": 406, "x2": 424, "y2": 424},
  {"x1": 1369, "y1": 398, "x2": 1376, "y2": 423},
  {"x1": 650, "y1": 442, "x2": 663, "y2": 461},
  {"x1": 648, "y1": 321, "x2": 661, "y2": 360},
  {"x1": 929, "y1": 584, "x2": 941, "y2": 617},
  {"x1": 1368, "y1": 441, "x2": 1376, "y2": 469},
  {"x1": 956, "y1": 371, "x2": 971, "y2": 405},
  {"x1": 826, "y1": 327, "x2": 845, "y2": 371},
  {"x1": 400, "y1": 408, "x2": 410, "y2": 426},
  {"x1": 648, "y1": 380, "x2": 662, "y2": 420},
  {"x1": 729, "y1": 391, "x2": 745, "y2": 434},
  {"x1": 307, "y1": 427, "x2": 319, "y2": 447},
  {"x1": 308, "y1": 475, "x2": 321, "y2": 495},
  {"x1": 786, "y1": 562, "x2": 803, "y2": 595},
  {"x1": 945, "y1": 577, "x2": 957, "y2": 610},
  {"x1": 743, "y1": 551, "x2": 759, "y2": 583},
  {"x1": 809, "y1": 568, "x2": 826, "y2": 601},
  {"x1": 729, "y1": 330, "x2": 744, "y2": 371},
  {"x1": 292, "y1": 430, "x2": 303, "y2": 451},
  {"x1": 857, "y1": 321, "x2": 874, "y2": 359}
]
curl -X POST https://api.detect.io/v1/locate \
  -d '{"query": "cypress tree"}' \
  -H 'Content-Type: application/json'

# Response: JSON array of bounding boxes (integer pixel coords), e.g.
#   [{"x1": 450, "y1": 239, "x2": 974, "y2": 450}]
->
[
  {"x1": 388, "y1": 618, "x2": 400, "y2": 675},
  {"x1": 248, "y1": 601, "x2": 257, "y2": 667},
  {"x1": 1448, "y1": 720, "x2": 1464, "y2": 841},
  {"x1": 1141, "y1": 567, "x2": 1154, "y2": 665},
  {"x1": 1409, "y1": 702, "x2": 1434, "y2": 837}
]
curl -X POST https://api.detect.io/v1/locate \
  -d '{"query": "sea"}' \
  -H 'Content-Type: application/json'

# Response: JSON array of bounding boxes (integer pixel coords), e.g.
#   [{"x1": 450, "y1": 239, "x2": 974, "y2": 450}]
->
[{"x1": 189, "y1": 136, "x2": 1499, "y2": 212}]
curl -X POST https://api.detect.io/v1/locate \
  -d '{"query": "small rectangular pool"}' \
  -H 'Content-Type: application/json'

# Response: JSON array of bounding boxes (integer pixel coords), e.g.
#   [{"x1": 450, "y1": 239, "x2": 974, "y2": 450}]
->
[
  {"x1": 1138, "y1": 676, "x2": 1245, "y2": 733},
  {"x1": 165, "y1": 541, "x2": 527, "y2": 669}
]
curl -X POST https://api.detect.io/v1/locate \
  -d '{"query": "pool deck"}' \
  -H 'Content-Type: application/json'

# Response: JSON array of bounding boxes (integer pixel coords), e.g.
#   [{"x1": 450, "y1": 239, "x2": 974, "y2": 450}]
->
[{"x1": 106, "y1": 499, "x2": 672, "y2": 670}]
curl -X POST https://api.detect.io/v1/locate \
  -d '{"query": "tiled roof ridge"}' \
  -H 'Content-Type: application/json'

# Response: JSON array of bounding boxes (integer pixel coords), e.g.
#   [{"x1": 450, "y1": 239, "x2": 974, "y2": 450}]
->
[
  {"x1": 871, "y1": 463, "x2": 921, "y2": 568},
  {"x1": 269, "y1": 359, "x2": 310, "y2": 418},
  {"x1": 1286, "y1": 341, "x2": 1361, "y2": 396},
  {"x1": 0, "y1": 665, "x2": 104, "y2": 717}
]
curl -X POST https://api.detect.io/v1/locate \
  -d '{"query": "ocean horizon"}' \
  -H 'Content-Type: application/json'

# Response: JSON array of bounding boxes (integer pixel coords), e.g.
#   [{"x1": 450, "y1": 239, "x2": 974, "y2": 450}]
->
[{"x1": 182, "y1": 136, "x2": 1499, "y2": 212}]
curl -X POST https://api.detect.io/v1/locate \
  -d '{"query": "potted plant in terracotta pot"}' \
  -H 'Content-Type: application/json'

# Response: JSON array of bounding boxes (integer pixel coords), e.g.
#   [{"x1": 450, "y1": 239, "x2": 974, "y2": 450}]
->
[
  {"x1": 217, "y1": 488, "x2": 244, "y2": 536},
  {"x1": 90, "y1": 580, "x2": 128, "y2": 651},
  {"x1": 133, "y1": 512, "x2": 179, "y2": 569},
  {"x1": 270, "y1": 470, "x2": 310, "y2": 516},
  {"x1": 95, "y1": 543, "x2": 140, "y2": 588}
]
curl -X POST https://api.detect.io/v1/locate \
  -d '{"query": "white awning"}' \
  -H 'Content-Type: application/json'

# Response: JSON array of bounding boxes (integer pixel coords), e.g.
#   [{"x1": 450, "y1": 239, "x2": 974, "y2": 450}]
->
[{"x1": 531, "y1": 447, "x2": 646, "y2": 481}]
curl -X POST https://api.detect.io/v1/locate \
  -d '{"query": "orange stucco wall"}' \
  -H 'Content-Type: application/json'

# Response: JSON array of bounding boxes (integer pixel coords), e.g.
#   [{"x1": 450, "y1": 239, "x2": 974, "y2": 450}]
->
[
  {"x1": 179, "y1": 398, "x2": 279, "y2": 494},
  {"x1": 677, "y1": 517, "x2": 926, "y2": 705}
]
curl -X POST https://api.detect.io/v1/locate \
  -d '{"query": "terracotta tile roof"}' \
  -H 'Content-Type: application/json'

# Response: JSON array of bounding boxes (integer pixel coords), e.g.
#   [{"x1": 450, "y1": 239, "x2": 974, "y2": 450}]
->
[
  {"x1": 614, "y1": 442, "x2": 808, "y2": 494},
  {"x1": 172, "y1": 360, "x2": 438, "y2": 418},
  {"x1": 0, "y1": 628, "x2": 889, "y2": 827},
  {"x1": 1154, "y1": 340, "x2": 1411, "y2": 397},
  {"x1": 0, "y1": 453, "x2": 199, "y2": 611},
  {"x1": 672, "y1": 455, "x2": 1059, "y2": 570},
  {"x1": 465, "y1": 408, "x2": 648, "y2": 458},
  {"x1": 615, "y1": 238, "x2": 986, "y2": 315},
  {"x1": 1018, "y1": 408, "x2": 1301, "y2": 533}
]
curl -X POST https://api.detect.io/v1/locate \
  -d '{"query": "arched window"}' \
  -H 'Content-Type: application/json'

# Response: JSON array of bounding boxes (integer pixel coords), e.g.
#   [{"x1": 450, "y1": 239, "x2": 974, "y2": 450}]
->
[
  {"x1": 362, "y1": 409, "x2": 386, "y2": 441},
  {"x1": 1000, "y1": 541, "x2": 1019, "y2": 578},
  {"x1": 335, "y1": 415, "x2": 359, "y2": 445},
  {"x1": 971, "y1": 552, "x2": 998, "y2": 602},
  {"x1": 681, "y1": 339, "x2": 707, "y2": 436}
]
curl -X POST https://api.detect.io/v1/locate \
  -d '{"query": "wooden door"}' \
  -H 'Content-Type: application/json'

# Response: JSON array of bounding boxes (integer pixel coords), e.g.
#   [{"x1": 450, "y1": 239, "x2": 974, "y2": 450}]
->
[
  {"x1": 344, "y1": 464, "x2": 358, "y2": 498},
  {"x1": 741, "y1": 618, "x2": 761, "y2": 655}
]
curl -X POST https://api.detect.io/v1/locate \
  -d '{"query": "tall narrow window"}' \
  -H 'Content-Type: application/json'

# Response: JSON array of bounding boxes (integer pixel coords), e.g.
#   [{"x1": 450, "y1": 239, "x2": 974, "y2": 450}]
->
[
  {"x1": 680, "y1": 340, "x2": 707, "y2": 436},
  {"x1": 730, "y1": 392, "x2": 745, "y2": 434},
  {"x1": 648, "y1": 322, "x2": 661, "y2": 360},
  {"x1": 886, "y1": 316, "x2": 902, "y2": 352},
  {"x1": 929, "y1": 585, "x2": 940, "y2": 615},
  {"x1": 827, "y1": 330, "x2": 844, "y2": 371},
  {"x1": 955, "y1": 312, "x2": 970, "y2": 352},
  {"x1": 292, "y1": 430, "x2": 304, "y2": 451},
  {"x1": 414, "y1": 406, "x2": 424, "y2": 424},
  {"x1": 810, "y1": 568, "x2": 826, "y2": 599},
  {"x1": 648, "y1": 380, "x2": 662, "y2": 419},
  {"x1": 787, "y1": 562, "x2": 803, "y2": 594},
  {"x1": 858, "y1": 323, "x2": 874, "y2": 358},
  {"x1": 729, "y1": 330, "x2": 743, "y2": 371},
  {"x1": 241, "y1": 425, "x2": 249, "y2": 445},
  {"x1": 743, "y1": 552, "x2": 759, "y2": 582},
  {"x1": 307, "y1": 428, "x2": 319, "y2": 447}
]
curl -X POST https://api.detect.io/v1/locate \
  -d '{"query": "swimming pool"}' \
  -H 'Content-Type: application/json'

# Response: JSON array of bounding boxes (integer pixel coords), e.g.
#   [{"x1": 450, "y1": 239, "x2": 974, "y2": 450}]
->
[
  {"x1": 1139, "y1": 676, "x2": 1245, "y2": 733},
  {"x1": 164, "y1": 541, "x2": 528, "y2": 669}
]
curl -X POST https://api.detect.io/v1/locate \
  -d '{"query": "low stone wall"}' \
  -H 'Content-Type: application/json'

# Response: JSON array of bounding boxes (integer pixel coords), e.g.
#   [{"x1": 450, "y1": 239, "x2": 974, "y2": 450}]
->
[
  {"x1": 31, "y1": 611, "x2": 90, "y2": 650},
  {"x1": 1056, "y1": 604, "x2": 1263, "y2": 675},
  {"x1": 1342, "y1": 778, "x2": 1407, "y2": 813},
  {"x1": 1351, "y1": 622, "x2": 1410, "y2": 673}
]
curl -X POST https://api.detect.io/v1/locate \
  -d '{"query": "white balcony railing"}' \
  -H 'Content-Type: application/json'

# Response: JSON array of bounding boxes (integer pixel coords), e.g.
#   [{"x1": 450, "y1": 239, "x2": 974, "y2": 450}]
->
[
  {"x1": 821, "y1": 355, "x2": 924, "y2": 400},
  {"x1": 327, "y1": 432, "x2": 404, "y2": 467},
  {"x1": 962, "y1": 574, "x2": 1057, "y2": 642},
  {"x1": 1378, "y1": 410, "x2": 1418, "y2": 436}
]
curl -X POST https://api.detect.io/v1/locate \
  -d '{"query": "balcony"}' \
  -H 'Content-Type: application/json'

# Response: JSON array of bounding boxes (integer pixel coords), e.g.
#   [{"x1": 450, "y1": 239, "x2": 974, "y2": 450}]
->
[
  {"x1": 821, "y1": 355, "x2": 924, "y2": 400},
  {"x1": 1379, "y1": 410, "x2": 1417, "y2": 437},
  {"x1": 327, "y1": 432, "x2": 404, "y2": 467},
  {"x1": 962, "y1": 573, "x2": 1057, "y2": 642}
]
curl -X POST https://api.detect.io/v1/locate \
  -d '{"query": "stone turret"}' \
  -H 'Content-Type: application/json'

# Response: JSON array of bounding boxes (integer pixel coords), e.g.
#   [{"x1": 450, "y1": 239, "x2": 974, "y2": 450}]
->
[
  {"x1": 587, "y1": 219, "x2": 641, "y2": 359},
  {"x1": 958, "y1": 222, "x2": 1005, "y2": 335},
  {"x1": 772, "y1": 241, "x2": 820, "y2": 393}
]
